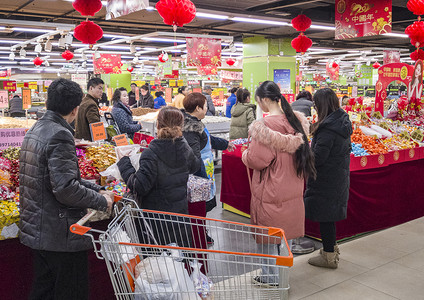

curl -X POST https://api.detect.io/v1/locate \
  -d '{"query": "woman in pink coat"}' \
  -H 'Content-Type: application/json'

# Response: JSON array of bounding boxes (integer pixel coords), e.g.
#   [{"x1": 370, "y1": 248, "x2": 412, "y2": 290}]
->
[{"x1": 242, "y1": 81, "x2": 316, "y2": 287}]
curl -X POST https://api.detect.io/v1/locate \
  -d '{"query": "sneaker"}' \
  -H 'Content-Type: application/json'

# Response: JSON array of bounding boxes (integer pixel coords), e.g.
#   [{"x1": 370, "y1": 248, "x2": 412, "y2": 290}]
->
[
  {"x1": 252, "y1": 276, "x2": 278, "y2": 287},
  {"x1": 206, "y1": 233, "x2": 214, "y2": 245}
]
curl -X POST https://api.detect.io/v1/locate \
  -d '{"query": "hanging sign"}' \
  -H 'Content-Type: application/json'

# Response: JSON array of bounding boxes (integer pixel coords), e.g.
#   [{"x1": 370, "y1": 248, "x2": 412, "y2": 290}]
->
[
  {"x1": 221, "y1": 71, "x2": 243, "y2": 80},
  {"x1": 165, "y1": 87, "x2": 172, "y2": 103},
  {"x1": 113, "y1": 134, "x2": 129, "y2": 146},
  {"x1": 89, "y1": 122, "x2": 107, "y2": 142},
  {"x1": 187, "y1": 37, "x2": 221, "y2": 75},
  {"x1": 22, "y1": 89, "x2": 31, "y2": 109},
  {"x1": 2, "y1": 81, "x2": 16, "y2": 92},
  {"x1": 93, "y1": 54, "x2": 123, "y2": 74},
  {"x1": 28, "y1": 82, "x2": 38, "y2": 90},
  {"x1": 0, "y1": 90, "x2": 8, "y2": 109},
  {"x1": 335, "y1": 0, "x2": 392, "y2": 40}
]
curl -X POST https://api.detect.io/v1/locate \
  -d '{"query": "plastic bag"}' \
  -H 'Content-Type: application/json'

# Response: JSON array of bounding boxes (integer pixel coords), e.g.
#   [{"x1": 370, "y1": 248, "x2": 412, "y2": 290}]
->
[
  {"x1": 100, "y1": 151, "x2": 141, "y2": 181},
  {"x1": 101, "y1": 224, "x2": 139, "y2": 264},
  {"x1": 190, "y1": 260, "x2": 213, "y2": 299},
  {"x1": 134, "y1": 252, "x2": 200, "y2": 300},
  {"x1": 115, "y1": 144, "x2": 141, "y2": 160}
]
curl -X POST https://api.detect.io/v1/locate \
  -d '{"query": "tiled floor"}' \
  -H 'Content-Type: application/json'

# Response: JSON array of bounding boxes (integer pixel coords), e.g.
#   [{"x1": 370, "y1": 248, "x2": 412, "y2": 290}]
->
[{"x1": 211, "y1": 172, "x2": 424, "y2": 299}]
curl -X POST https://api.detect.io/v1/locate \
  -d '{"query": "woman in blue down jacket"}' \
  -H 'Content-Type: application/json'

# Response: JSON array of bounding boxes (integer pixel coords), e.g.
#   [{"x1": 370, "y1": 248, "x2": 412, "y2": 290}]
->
[{"x1": 111, "y1": 87, "x2": 141, "y2": 138}]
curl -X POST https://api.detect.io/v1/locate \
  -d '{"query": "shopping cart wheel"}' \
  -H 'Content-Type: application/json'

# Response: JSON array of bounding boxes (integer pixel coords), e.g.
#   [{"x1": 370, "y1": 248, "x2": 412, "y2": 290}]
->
[{"x1": 291, "y1": 237, "x2": 315, "y2": 254}]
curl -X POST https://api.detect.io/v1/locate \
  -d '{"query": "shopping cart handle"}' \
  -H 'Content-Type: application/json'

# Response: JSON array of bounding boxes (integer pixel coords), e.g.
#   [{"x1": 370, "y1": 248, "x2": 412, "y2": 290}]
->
[
  {"x1": 114, "y1": 195, "x2": 123, "y2": 202},
  {"x1": 69, "y1": 209, "x2": 97, "y2": 235}
]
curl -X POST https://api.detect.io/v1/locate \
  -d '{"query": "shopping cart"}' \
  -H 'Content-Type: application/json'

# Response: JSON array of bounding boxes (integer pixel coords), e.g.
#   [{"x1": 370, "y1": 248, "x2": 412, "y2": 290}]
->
[{"x1": 70, "y1": 196, "x2": 293, "y2": 300}]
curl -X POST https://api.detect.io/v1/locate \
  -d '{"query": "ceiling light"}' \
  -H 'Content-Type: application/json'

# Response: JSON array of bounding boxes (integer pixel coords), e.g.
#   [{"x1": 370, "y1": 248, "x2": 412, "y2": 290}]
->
[
  {"x1": 19, "y1": 48, "x2": 26, "y2": 58},
  {"x1": 383, "y1": 32, "x2": 408, "y2": 38},
  {"x1": 81, "y1": 52, "x2": 87, "y2": 60},
  {"x1": 12, "y1": 27, "x2": 54, "y2": 33},
  {"x1": 141, "y1": 37, "x2": 185, "y2": 43},
  {"x1": 231, "y1": 17, "x2": 288, "y2": 26},
  {"x1": 58, "y1": 36, "x2": 66, "y2": 49},
  {"x1": 8, "y1": 52, "x2": 15, "y2": 60},
  {"x1": 133, "y1": 56, "x2": 139, "y2": 64},
  {"x1": 65, "y1": 34, "x2": 73, "y2": 45},
  {"x1": 196, "y1": 12, "x2": 229, "y2": 20},
  {"x1": 310, "y1": 25, "x2": 335, "y2": 30},
  {"x1": 44, "y1": 60, "x2": 50, "y2": 67},
  {"x1": 82, "y1": 61, "x2": 87, "y2": 68},
  {"x1": 34, "y1": 43, "x2": 42, "y2": 53}
]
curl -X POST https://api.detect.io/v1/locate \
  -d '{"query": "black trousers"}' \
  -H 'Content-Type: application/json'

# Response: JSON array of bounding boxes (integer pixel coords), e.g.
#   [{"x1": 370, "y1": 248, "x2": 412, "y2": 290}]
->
[
  {"x1": 319, "y1": 222, "x2": 336, "y2": 253},
  {"x1": 30, "y1": 249, "x2": 89, "y2": 300}
]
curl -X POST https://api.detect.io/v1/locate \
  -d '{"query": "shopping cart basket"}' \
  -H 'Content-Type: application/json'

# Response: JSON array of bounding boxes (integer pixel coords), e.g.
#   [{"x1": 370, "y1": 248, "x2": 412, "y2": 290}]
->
[{"x1": 70, "y1": 196, "x2": 293, "y2": 300}]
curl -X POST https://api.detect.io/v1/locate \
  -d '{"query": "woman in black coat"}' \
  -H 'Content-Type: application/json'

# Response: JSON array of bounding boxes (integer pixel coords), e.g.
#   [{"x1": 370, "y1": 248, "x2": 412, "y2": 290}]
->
[
  {"x1": 304, "y1": 88, "x2": 352, "y2": 269},
  {"x1": 117, "y1": 107, "x2": 200, "y2": 247}
]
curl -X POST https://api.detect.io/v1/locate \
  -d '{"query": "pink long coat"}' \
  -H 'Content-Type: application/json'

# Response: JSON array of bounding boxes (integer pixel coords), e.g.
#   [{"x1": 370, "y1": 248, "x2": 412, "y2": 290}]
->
[{"x1": 242, "y1": 112, "x2": 309, "y2": 240}]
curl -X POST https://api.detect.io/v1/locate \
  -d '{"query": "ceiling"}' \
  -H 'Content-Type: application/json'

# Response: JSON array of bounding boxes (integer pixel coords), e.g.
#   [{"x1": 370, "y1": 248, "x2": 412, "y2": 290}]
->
[{"x1": 0, "y1": 0, "x2": 418, "y2": 75}]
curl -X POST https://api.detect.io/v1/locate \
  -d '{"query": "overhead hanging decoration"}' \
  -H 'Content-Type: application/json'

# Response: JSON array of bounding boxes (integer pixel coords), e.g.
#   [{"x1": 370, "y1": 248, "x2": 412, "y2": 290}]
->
[
  {"x1": 127, "y1": 66, "x2": 134, "y2": 72},
  {"x1": 291, "y1": 14, "x2": 312, "y2": 54},
  {"x1": 155, "y1": 0, "x2": 196, "y2": 31},
  {"x1": 332, "y1": 61, "x2": 339, "y2": 68},
  {"x1": 226, "y1": 58, "x2": 236, "y2": 66},
  {"x1": 33, "y1": 57, "x2": 44, "y2": 66},
  {"x1": 373, "y1": 62, "x2": 381, "y2": 69},
  {"x1": 406, "y1": 0, "x2": 424, "y2": 61},
  {"x1": 158, "y1": 52, "x2": 169, "y2": 63},
  {"x1": 72, "y1": 0, "x2": 103, "y2": 48},
  {"x1": 61, "y1": 49, "x2": 74, "y2": 61},
  {"x1": 72, "y1": 0, "x2": 103, "y2": 16}
]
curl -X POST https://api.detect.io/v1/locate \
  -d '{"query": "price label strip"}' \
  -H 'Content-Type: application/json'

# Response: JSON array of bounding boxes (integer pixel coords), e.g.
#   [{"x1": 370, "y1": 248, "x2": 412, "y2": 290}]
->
[{"x1": 113, "y1": 134, "x2": 129, "y2": 146}]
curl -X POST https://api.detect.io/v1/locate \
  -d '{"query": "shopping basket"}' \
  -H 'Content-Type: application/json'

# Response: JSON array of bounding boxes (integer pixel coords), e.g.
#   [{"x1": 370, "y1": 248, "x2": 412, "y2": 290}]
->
[{"x1": 70, "y1": 196, "x2": 293, "y2": 300}]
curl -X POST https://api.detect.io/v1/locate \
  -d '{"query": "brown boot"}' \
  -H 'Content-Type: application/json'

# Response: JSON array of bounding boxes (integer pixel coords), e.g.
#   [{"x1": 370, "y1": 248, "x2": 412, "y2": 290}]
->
[
  {"x1": 319, "y1": 244, "x2": 340, "y2": 255},
  {"x1": 308, "y1": 250, "x2": 339, "y2": 269}
]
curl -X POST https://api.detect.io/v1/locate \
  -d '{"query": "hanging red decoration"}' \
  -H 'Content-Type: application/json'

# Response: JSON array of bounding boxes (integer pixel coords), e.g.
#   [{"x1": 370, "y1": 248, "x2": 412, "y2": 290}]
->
[
  {"x1": 127, "y1": 66, "x2": 134, "y2": 72},
  {"x1": 410, "y1": 49, "x2": 424, "y2": 60},
  {"x1": 207, "y1": 77, "x2": 211, "y2": 80},
  {"x1": 405, "y1": 21, "x2": 424, "y2": 44},
  {"x1": 72, "y1": 0, "x2": 102, "y2": 16},
  {"x1": 332, "y1": 61, "x2": 339, "y2": 68},
  {"x1": 61, "y1": 50, "x2": 74, "y2": 61},
  {"x1": 291, "y1": 14, "x2": 312, "y2": 32},
  {"x1": 158, "y1": 52, "x2": 169, "y2": 63},
  {"x1": 151, "y1": 86, "x2": 157, "y2": 90},
  {"x1": 407, "y1": 0, "x2": 424, "y2": 16},
  {"x1": 291, "y1": 34, "x2": 312, "y2": 53},
  {"x1": 155, "y1": 0, "x2": 196, "y2": 30},
  {"x1": 226, "y1": 58, "x2": 236, "y2": 66},
  {"x1": 33, "y1": 57, "x2": 43, "y2": 66},
  {"x1": 73, "y1": 21, "x2": 103, "y2": 45},
  {"x1": 373, "y1": 62, "x2": 381, "y2": 69}
]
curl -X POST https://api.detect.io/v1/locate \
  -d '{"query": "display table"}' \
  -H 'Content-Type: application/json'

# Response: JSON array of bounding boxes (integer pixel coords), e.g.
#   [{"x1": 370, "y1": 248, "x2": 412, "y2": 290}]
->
[
  {"x1": 221, "y1": 146, "x2": 424, "y2": 240},
  {"x1": 1, "y1": 201, "x2": 206, "y2": 300}
]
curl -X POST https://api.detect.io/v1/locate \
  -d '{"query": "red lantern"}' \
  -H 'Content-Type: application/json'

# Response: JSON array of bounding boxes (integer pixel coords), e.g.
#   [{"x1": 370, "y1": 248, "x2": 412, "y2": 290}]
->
[
  {"x1": 291, "y1": 14, "x2": 312, "y2": 32},
  {"x1": 61, "y1": 50, "x2": 74, "y2": 61},
  {"x1": 405, "y1": 21, "x2": 424, "y2": 44},
  {"x1": 72, "y1": 0, "x2": 102, "y2": 16},
  {"x1": 33, "y1": 57, "x2": 43, "y2": 66},
  {"x1": 407, "y1": 0, "x2": 424, "y2": 16},
  {"x1": 155, "y1": 0, "x2": 196, "y2": 29},
  {"x1": 207, "y1": 77, "x2": 211, "y2": 80},
  {"x1": 127, "y1": 66, "x2": 134, "y2": 72},
  {"x1": 373, "y1": 62, "x2": 381, "y2": 69},
  {"x1": 332, "y1": 61, "x2": 339, "y2": 68},
  {"x1": 73, "y1": 21, "x2": 103, "y2": 45},
  {"x1": 226, "y1": 58, "x2": 235, "y2": 66},
  {"x1": 291, "y1": 34, "x2": 312, "y2": 53},
  {"x1": 410, "y1": 49, "x2": 424, "y2": 60},
  {"x1": 158, "y1": 52, "x2": 169, "y2": 63}
]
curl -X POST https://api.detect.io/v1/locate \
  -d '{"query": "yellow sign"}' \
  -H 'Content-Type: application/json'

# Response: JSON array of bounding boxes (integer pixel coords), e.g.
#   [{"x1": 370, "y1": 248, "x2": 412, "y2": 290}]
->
[
  {"x1": 177, "y1": 80, "x2": 184, "y2": 86},
  {"x1": 169, "y1": 80, "x2": 176, "y2": 87},
  {"x1": 149, "y1": 81, "x2": 155, "y2": 86},
  {"x1": 173, "y1": 88, "x2": 178, "y2": 94},
  {"x1": 28, "y1": 82, "x2": 38, "y2": 90},
  {"x1": 22, "y1": 89, "x2": 31, "y2": 109},
  {"x1": 131, "y1": 80, "x2": 143, "y2": 87},
  {"x1": 17, "y1": 82, "x2": 24, "y2": 88}
]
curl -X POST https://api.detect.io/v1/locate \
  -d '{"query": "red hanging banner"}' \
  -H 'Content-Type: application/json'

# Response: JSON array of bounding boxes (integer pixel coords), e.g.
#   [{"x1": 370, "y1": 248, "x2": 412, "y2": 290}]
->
[
  {"x1": 93, "y1": 54, "x2": 123, "y2": 74},
  {"x1": 335, "y1": 0, "x2": 392, "y2": 40},
  {"x1": 186, "y1": 37, "x2": 221, "y2": 75}
]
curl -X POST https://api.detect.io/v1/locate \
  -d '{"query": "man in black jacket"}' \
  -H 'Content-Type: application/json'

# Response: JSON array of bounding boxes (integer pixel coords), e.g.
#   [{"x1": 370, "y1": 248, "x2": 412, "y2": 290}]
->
[
  {"x1": 9, "y1": 93, "x2": 25, "y2": 117},
  {"x1": 19, "y1": 78, "x2": 113, "y2": 300}
]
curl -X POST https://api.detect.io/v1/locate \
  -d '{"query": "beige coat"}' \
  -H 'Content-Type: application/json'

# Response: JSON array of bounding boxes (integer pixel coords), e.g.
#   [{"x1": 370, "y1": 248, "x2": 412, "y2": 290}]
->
[
  {"x1": 242, "y1": 112, "x2": 309, "y2": 240},
  {"x1": 173, "y1": 93, "x2": 185, "y2": 109}
]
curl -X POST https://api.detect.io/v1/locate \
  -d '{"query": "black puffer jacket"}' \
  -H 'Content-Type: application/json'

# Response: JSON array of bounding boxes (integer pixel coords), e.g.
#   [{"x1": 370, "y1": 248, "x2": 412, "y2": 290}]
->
[
  {"x1": 182, "y1": 112, "x2": 208, "y2": 166},
  {"x1": 117, "y1": 137, "x2": 200, "y2": 214},
  {"x1": 304, "y1": 108, "x2": 352, "y2": 222},
  {"x1": 291, "y1": 98, "x2": 313, "y2": 117},
  {"x1": 19, "y1": 110, "x2": 108, "y2": 252}
]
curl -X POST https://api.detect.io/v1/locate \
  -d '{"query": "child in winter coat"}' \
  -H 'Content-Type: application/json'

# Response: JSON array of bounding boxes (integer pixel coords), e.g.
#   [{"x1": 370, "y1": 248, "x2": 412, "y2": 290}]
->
[
  {"x1": 117, "y1": 106, "x2": 200, "y2": 247},
  {"x1": 242, "y1": 81, "x2": 316, "y2": 286},
  {"x1": 229, "y1": 88, "x2": 256, "y2": 139}
]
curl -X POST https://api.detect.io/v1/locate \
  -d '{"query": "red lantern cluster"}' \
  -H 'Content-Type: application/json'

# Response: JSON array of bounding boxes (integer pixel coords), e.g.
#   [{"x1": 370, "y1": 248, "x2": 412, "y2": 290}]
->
[
  {"x1": 72, "y1": 0, "x2": 103, "y2": 47},
  {"x1": 373, "y1": 62, "x2": 381, "y2": 69},
  {"x1": 291, "y1": 15, "x2": 312, "y2": 32},
  {"x1": 155, "y1": 0, "x2": 196, "y2": 30},
  {"x1": 61, "y1": 50, "x2": 74, "y2": 61},
  {"x1": 226, "y1": 58, "x2": 236, "y2": 66},
  {"x1": 406, "y1": 1, "x2": 424, "y2": 60},
  {"x1": 33, "y1": 57, "x2": 43, "y2": 66},
  {"x1": 411, "y1": 48, "x2": 424, "y2": 61},
  {"x1": 291, "y1": 14, "x2": 313, "y2": 54},
  {"x1": 72, "y1": 0, "x2": 102, "y2": 16}
]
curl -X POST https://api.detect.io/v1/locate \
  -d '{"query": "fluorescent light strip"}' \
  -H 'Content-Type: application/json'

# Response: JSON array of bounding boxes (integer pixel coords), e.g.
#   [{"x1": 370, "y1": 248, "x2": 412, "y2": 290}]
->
[
  {"x1": 0, "y1": 40, "x2": 28, "y2": 44},
  {"x1": 231, "y1": 17, "x2": 288, "y2": 26},
  {"x1": 12, "y1": 27, "x2": 55, "y2": 33},
  {"x1": 64, "y1": 0, "x2": 107, "y2": 6},
  {"x1": 103, "y1": 33, "x2": 131, "y2": 39},
  {"x1": 196, "y1": 12, "x2": 229, "y2": 20},
  {"x1": 310, "y1": 24, "x2": 335, "y2": 31},
  {"x1": 383, "y1": 32, "x2": 408, "y2": 38},
  {"x1": 142, "y1": 37, "x2": 185, "y2": 43}
]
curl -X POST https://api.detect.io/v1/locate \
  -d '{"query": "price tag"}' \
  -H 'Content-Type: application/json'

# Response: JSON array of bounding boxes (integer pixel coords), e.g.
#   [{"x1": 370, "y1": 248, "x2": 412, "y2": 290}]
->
[
  {"x1": 177, "y1": 79, "x2": 184, "y2": 86},
  {"x1": 219, "y1": 90, "x2": 224, "y2": 102},
  {"x1": 169, "y1": 80, "x2": 176, "y2": 87},
  {"x1": 371, "y1": 111, "x2": 383, "y2": 119},
  {"x1": 22, "y1": 89, "x2": 31, "y2": 109},
  {"x1": 0, "y1": 90, "x2": 8, "y2": 109},
  {"x1": 135, "y1": 87, "x2": 140, "y2": 101},
  {"x1": 165, "y1": 87, "x2": 172, "y2": 103},
  {"x1": 348, "y1": 112, "x2": 361, "y2": 122},
  {"x1": 379, "y1": 122, "x2": 390, "y2": 131},
  {"x1": 411, "y1": 129, "x2": 424, "y2": 142},
  {"x1": 400, "y1": 131, "x2": 412, "y2": 140},
  {"x1": 113, "y1": 134, "x2": 129, "y2": 146},
  {"x1": 89, "y1": 122, "x2": 107, "y2": 142}
]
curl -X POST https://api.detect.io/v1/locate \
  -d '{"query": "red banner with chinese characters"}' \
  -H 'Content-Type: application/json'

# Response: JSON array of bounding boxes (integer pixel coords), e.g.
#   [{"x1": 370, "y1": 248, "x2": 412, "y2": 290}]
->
[
  {"x1": 2, "y1": 81, "x2": 16, "y2": 92},
  {"x1": 93, "y1": 54, "x2": 123, "y2": 74},
  {"x1": 335, "y1": 0, "x2": 392, "y2": 40},
  {"x1": 186, "y1": 38, "x2": 221, "y2": 75},
  {"x1": 383, "y1": 50, "x2": 400, "y2": 65},
  {"x1": 0, "y1": 69, "x2": 11, "y2": 78}
]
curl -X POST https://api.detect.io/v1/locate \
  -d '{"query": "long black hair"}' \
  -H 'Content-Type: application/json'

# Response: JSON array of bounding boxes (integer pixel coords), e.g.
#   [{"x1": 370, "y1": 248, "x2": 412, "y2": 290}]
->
[
  {"x1": 312, "y1": 88, "x2": 340, "y2": 134},
  {"x1": 255, "y1": 81, "x2": 316, "y2": 179}
]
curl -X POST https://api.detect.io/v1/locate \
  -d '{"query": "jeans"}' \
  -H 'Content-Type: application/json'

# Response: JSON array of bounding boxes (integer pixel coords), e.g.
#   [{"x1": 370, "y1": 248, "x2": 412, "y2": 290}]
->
[{"x1": 257, "y1": 239, "x2": 292, "y2": 283}]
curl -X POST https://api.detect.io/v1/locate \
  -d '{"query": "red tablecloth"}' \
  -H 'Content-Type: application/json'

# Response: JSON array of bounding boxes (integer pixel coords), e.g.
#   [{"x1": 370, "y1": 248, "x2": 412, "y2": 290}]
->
[
  {"x1": 221, "y1": 150, "x2": 424, "y2": 240},
  {"x1": 1, "y1": 202, "x2": 207, "y2": 300}
]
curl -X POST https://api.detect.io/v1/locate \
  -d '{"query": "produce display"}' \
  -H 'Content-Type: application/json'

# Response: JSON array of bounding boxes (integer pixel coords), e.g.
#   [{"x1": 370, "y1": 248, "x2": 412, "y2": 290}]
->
[
  {"x1": 131, "y1": 107, "x2": 158, "y2": 116},
  {"x1": 0, "y1": 117, "x2": 36, "y2": 129},
  {"x1": 84, "y1": 144, "x2": 117, "y2": 171}
]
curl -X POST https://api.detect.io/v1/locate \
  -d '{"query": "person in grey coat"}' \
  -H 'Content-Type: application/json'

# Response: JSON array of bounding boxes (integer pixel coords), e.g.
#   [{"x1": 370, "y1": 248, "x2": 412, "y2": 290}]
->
[
  {"x1": 19, "y1": 78, "x2": 113, "y2": 300},
  {"x1": 291, "y1": 91, "x2": 313, "y2": 117},
  {"x1": 203, "y1": 85, "x2": 216, "y2": 116},
  {"x1": 9, "y1": 94, "x2": 25, "y2": 117}
]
